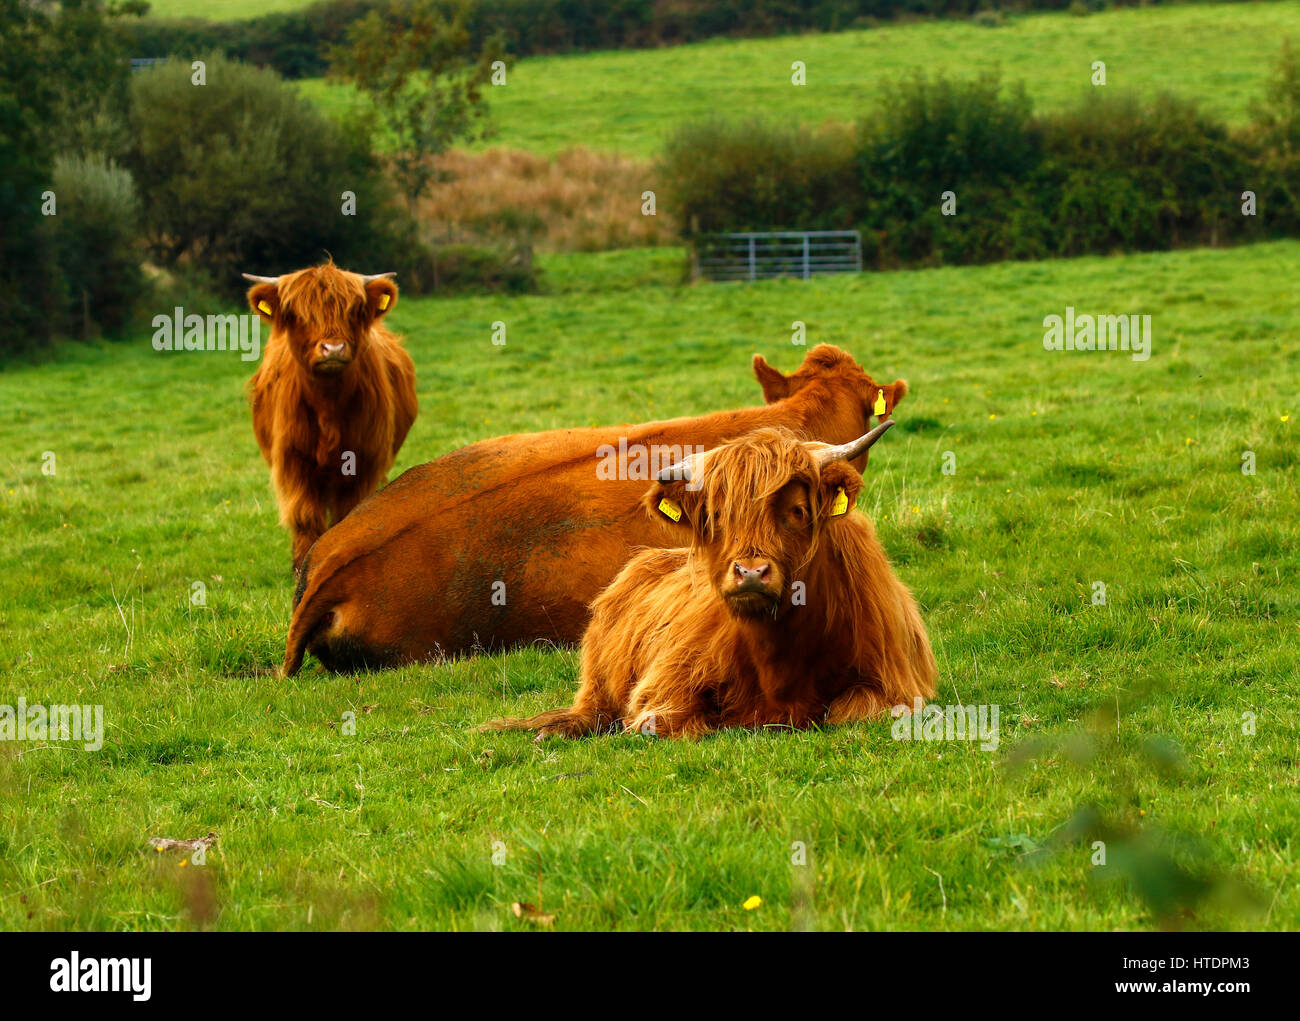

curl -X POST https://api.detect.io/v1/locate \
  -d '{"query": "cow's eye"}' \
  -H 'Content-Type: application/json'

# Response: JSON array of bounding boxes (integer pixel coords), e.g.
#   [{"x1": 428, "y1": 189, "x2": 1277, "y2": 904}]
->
[{"x1": 790, "y1": 505, "x2": 808, "y2": 523}]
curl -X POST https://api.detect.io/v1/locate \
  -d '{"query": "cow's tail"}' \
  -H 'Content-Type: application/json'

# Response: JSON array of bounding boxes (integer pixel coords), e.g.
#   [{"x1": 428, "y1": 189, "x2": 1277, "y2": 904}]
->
[{"x1": 282, "y1": 552, "x2": 335, "y2": 677}]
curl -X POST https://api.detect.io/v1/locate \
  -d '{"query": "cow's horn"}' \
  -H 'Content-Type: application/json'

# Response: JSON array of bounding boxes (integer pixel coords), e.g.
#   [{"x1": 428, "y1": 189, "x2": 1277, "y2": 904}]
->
[
  {"x1": 241, "y1": 273, "x2": 280, "y2": 284},
  {"x1": 813, "y1": 420, "x2": 895, "y2": 466},
  {"x1": 656, "y1": 455, "x2": 694, "y2": 484},
  {"x1": 360, "y1": 272, "x2": 396, "y2": 282}
]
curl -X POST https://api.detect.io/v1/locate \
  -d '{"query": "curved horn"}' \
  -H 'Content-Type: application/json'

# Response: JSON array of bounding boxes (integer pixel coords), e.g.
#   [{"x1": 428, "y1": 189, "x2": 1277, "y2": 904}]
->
[
  {"x1": 813, "y1": 419, "x2": 895, "y2": 467},
  {"x1": 656, "y1": 455, "x2": 695, "y2": 484},
  {"x1": 360, "y1": 272, "x2": 396, "y2": 282},
  {"x1": 241, "y1": 273, "x2": 281, "y2": 285}
]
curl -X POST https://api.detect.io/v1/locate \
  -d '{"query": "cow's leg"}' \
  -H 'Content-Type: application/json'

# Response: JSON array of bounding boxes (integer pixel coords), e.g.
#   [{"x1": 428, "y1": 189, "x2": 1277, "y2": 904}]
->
[
  {"x1": 480, "y1": 662, "x2": 620, "y2": 739},
  {"x1": 824, "y1": 685, "x2": 893, "y2": 725},
  {"x1": 625, "y1": 706, "x2": 713, "y2": 740},
  {"x1": 536, "y1": 639, "x2": 635, "y2": 737},
  {"x1": 623, "y1": 671, "x2": 715, "y2": 739},
  {"x1": 284, "y1": 488, "x2": 327, "y2": 577},
  {"x1": 480, "y1": 696, "x2": 617, "y2": 739},
  {"x1": 272, "y1": 450, "x2": 327, "y2": 576},
  {"x1": 516, "y1": 629, "x2": 634, "y2": 738},
  {"x1": 290, "y1": 518, "x2": 325, "y2": 576}
]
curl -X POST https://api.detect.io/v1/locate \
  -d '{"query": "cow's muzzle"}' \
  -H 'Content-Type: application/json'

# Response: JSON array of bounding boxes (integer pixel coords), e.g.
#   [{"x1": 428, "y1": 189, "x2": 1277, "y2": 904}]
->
[
  {"x1": 732, "y1": 560, "x2": 771, "y2": 592},
  {"x1": 313, "y1": 342, "x2": 351, "y2": 374},
  {"x1": 723, "y1": 558, "x2": 782, "y2": 615}
]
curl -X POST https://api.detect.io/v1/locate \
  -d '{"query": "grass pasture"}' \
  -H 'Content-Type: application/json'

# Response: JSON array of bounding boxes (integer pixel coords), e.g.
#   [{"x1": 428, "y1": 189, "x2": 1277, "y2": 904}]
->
[
  {"x1": 299, "y1": 2, "x2": 1300, "y2": 156},
  {"x1": 144, "y1": 0, "x2": 312, "y2": 17},
  {"x1": 1, "y1": 240, "x2": 1296, "y2": 930}
]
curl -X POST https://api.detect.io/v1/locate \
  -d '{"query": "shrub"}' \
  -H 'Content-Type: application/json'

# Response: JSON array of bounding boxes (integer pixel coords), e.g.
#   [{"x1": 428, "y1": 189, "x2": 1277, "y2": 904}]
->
[
  {"x1": 856, "y1": 73, "x2": 1045, "y2": 265},
  {"x1": 0, "y1": 0, "x2": 60, "y2": 356},
  {"x1": 46, "y1": 0, "x2": 134, "y2": 160},
  {"x1": 661, "y1": 118, "x2": 858, "y2": 236},
  {"x1": 1247, "y1": 40, "x2": 1300, "y2": 230},
  {"x1": 50, "y1": 154, "x2": 147, "y2": 338},
  {"x1": 423, "y1": 242, "x2": 540, "y2": 294},
  {"x1": 662, "y1": 65, "x2": 1299, "y2": 271},
  {"x1": 126, "y1": 0, "x2": 385, "y2": 80},
  {"x1": 125, "y1": 54, "x2": 405, "y2": 295},
  {"x1": 1038, "y1": 92, "x2": 1258, "y2": 254}
]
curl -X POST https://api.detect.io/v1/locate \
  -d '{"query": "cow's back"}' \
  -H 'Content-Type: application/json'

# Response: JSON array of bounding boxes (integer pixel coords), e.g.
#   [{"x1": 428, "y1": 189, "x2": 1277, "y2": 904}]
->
[
  {"x1": 294, "y1": 428, "x2": 697, "y2": 665},
  {"x1": 286, "y1": 395, "x2": 864, "y2": 669}
]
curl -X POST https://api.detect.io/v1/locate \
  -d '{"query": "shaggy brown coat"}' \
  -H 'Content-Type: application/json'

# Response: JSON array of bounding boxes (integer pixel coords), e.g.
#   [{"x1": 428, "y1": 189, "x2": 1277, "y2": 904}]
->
[
  {"x1": 283, "y1": 345, "x2": 907, "y2": 674},
  {"x1": 246, "y1": 263, "x2": 417, "y2": 572},
  {"x1": 485, "y1": 426, "x2": 937, "y2": 738}
]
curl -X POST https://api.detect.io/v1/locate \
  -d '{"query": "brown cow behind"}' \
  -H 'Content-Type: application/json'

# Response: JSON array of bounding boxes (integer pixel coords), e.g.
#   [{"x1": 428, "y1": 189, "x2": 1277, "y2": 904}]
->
[
  {"x1": 484, "y1": 424, "x2": 937, "y2": 739},
  {"x1": 245, "y1": 263, "x2": 417, "y2": 572},
  {"x1": 282, "y1": 345, "x2": 908, "y2": 674}
]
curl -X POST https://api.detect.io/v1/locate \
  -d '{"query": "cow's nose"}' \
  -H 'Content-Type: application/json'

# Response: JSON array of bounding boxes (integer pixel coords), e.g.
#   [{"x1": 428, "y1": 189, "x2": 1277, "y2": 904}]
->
[
  {"x1": 322, "y1": 342, "x2": 346, "y2": 355},
  {"x1": 733, "y1": 560, "x2": 771, "y2": 585}
]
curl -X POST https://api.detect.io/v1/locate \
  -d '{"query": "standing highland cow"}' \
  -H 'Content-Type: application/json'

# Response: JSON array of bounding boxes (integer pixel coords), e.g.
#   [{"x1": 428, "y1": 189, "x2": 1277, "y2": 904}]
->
[
  {"x1": 484, "y1": 423, "x2": 937, "y2": 739},
  {"x1": 245, "y1": 263, "x2": 417, "y2": 572}
]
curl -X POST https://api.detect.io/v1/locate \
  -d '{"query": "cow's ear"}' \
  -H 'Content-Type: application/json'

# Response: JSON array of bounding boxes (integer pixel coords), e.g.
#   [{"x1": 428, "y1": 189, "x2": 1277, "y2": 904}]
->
[
  {"x1": 816, "y1": 461, "x2": 864, "y2": 523},
  {"x1": 366, "y1": 277, "x2": 398, "y2": 319},
  {"x1": 871, "y1": 378, "x2": 909, "y2": 421},
  {"x1": 643, "y1": 478, "x2": 702, "y2": 536},
  {"x1": 753, "y1": 354, "x2": 789, "y2": 403},
  {"x1": 247, "y1": 283, "x2": 278, "y2": 323}
]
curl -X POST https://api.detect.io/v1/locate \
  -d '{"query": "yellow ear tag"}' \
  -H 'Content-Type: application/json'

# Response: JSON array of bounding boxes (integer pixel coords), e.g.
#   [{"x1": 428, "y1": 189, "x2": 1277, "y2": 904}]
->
[
  {"x1": 830, "y1": 487, "x2": 849, "y2": 517},
  {"x1": 658, "y1": 497, "x2": 682, "y2": 522},
  {"x1": 257, "y1": 300, "x2": 272, "y2": 316},
  {"x1": 378, "y1": 293, "x2": 390, "y2": 311},
  {"x1": 873, "y1": 388, "x2": 886, "y2": 417}
]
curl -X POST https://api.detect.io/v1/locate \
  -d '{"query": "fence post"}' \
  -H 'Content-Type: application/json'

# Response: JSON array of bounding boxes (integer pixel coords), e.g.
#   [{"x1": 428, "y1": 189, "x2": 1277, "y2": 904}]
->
[
  {"x1": 802, "y1": 235, "x2": 810, "y2": 279},
  {"x1": 748, "y1": 237, "x2": 756, "y2": 282}
]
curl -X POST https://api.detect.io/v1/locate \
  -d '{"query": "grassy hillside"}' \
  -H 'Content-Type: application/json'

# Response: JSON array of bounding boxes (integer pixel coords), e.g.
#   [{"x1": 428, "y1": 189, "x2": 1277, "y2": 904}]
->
[
  {"x1": 300, "y1": 3, "x2": 1300, "y2": 156},
  {"x1": 2, "y1": 240, "x2": 1296, "y2": 930},
  {"x1": 145, "y1": 0, "x2": 310, "y2": 17}
]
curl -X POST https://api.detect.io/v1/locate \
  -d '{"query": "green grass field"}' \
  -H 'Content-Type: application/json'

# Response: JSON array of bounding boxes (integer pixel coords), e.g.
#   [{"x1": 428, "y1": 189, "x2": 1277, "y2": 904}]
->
[
  {"x1": 299, "y1": 3, "x2": 1300, "y2": 156},
  {"x1": 2, "y1": 239, "x2": 1296, "y2": 930},
  {"x1": 146, "y1": 0, "x2": 310, "y2": 17}
]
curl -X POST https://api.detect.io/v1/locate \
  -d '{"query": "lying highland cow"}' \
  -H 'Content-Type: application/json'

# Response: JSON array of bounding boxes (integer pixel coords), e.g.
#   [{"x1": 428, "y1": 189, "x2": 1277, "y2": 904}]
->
[
  {"x1": 283, "y1": 345, "x2": 908, "y2": 674},
  {"x1": 245, "y1": 263, "x2": 417, "y2": 573},
  {"x1": 484, "y1": 424, "x2": 937, "y2": 738}
]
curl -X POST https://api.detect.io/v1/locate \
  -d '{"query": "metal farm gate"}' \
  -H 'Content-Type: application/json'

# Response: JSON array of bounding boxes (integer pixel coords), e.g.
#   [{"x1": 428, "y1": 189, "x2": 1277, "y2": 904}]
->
[{"x1": 694, "y1": 230, "x2": 862, "y2": 282}]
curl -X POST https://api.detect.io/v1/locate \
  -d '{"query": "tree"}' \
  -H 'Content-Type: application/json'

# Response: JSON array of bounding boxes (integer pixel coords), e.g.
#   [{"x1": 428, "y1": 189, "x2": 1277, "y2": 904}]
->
[
  {"x1": 1250, "y1": 40, "x2": 1300, "y2": 220},
  {"x1": 329, "y1": 0, "x2": 508, "y2": 218},
  {"x1": 127, "y1": 54, "x2": 401, "y2": 294},
  {"x1": 0, "y1": 0, "x2": 59, "y2": 353},
  {"x1": 45, "y1": 0, "x2": 145, "y2": 160}
]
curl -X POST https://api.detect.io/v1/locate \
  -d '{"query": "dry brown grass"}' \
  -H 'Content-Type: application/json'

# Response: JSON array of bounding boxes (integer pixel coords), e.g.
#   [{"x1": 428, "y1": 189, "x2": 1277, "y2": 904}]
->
[{"x1": 417, "y1": 147, "x2": 676, "y2": 252}]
